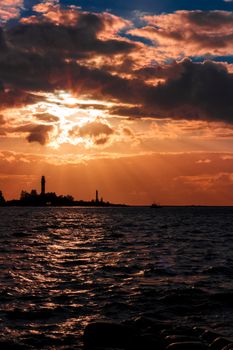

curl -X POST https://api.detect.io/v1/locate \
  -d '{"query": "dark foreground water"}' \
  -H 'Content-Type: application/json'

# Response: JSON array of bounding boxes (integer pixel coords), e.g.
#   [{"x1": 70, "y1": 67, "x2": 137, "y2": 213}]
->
[{"x1": 1, "y1": 206, "x2": 233, "y2": 349}]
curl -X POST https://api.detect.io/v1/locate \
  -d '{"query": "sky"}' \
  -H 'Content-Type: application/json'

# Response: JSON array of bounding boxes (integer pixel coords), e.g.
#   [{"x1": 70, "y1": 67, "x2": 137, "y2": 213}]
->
[{"x1": 1, "y1": 0, "x2": 233, "y2": 205}]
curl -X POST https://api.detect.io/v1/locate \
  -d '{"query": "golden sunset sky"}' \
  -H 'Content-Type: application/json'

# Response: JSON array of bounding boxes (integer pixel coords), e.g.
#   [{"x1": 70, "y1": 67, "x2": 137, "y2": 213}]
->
[{"x1": 1, "y1": 0, "x2": 233, "y2": 205}]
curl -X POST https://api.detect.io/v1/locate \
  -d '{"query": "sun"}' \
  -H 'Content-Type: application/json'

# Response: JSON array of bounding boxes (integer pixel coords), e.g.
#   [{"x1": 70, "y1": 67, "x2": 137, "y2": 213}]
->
[
  {"x1": 57, "y1": 91, "x2": 80, "y2": 106},
  {"x1": 26, "y1": 90, "x2": 115, "y2": 148}
]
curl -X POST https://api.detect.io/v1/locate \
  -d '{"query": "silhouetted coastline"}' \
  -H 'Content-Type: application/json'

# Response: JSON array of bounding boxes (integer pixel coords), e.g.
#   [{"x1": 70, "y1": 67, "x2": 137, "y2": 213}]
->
[
  {"x1": 0, "y1": 176, "x2": 127, "y2": 207},
  {"x1": 4, "y1": 198, "x2": 127, "y2": 207}
]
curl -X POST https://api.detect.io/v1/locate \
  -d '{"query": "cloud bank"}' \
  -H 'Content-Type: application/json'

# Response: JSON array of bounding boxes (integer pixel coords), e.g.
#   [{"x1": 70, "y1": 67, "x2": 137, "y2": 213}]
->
[{"x1": 1, "y1": 5, "x2": 233, "y2": 145}]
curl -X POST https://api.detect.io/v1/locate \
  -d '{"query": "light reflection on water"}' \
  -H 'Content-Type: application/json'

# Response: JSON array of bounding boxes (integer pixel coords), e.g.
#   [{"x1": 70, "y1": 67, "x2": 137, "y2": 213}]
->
[{"x1": 1, "y1": 206, "x2": 233, "y2": 348}]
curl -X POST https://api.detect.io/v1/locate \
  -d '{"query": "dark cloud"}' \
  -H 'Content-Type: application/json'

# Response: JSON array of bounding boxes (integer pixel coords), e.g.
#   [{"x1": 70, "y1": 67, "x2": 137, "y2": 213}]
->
[
  {"x1": 134, "y1": 62, "x2": 184, "y2": 81},
  {"x1": 0, "y1": 17, "x2": 135, "y2": 96},
  {"x1": 2, "y1": 47, "x2": 233, "y2": 124},
  {"x1": 108, "y1": 59, "x2": 233, "y2": 123},
  {"x1": 110, "y1": 105, "x2": 160, "y2": 118},
  {"x1": 35, "y1": 113, "x2": 60, "y2": 123},
  {"x1": 0, "y1": 49, "x2": 67, "y2": 92},
  {"x1": 100, "y1": 57, "x2": 135, "y2": 75},
  {"x1": 79, "y1": 121, "x2": 113, "y2": 137},
  {"x1": 189, "y1": 31, "x2": 233, "y2": 50},
  {"x1": 186, "y1": 10, "x2": 233, "y2": 28},
  {"x1": 16, "y1": 124, "x2": 54, "y2": 145},
  {"x1": 7, "y1": 12, "x2": 135, "y2": 58},
  {"x1": 0, "y1": 88, "x2": 41, "y2": 108},
  {"x1": 70, "y1": 121, "x2": 114, "y2": 145},
  {"x1": 144, "y1": 59, "x2": 233, "y2": 122},
  {"x1": 27, "y1": 125, "x2": 53, "y2": 145},
  {"x1": 0, "y1": 28, "x2": 7, "y2": 50}
]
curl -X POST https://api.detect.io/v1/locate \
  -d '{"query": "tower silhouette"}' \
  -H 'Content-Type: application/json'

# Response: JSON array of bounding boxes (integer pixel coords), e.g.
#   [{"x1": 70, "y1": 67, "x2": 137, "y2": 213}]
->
[
  {"x1": 41, "y1": 176, "x2": 46, "y2": 195},
  {"x1": 96, "y1": 190, "x2": 99, "y2": 203}
]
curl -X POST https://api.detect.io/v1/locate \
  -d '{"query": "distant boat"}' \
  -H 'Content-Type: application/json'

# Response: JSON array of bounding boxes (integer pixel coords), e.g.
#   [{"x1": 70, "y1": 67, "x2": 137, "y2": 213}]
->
[{"x1": 150, "y1": 203, "x2": 162, "y2": 208}]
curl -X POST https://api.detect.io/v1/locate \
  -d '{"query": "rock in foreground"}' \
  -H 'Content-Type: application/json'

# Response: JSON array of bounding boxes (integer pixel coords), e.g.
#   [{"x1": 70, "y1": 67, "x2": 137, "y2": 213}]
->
[{"x1": 83, "y1": 320, "x2": 233, "y2": 350}]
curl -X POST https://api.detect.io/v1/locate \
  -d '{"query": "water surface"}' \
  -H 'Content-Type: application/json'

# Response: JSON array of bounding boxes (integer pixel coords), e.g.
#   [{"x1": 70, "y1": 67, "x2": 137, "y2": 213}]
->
[{"x1": 1, "y1": 206, "x2": 233, "y2": 348}]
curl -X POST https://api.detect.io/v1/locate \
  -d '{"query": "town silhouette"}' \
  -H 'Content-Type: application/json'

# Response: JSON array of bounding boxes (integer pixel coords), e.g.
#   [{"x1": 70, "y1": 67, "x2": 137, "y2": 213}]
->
[{"x1": 0, "y1": 176, "x2": 126, "y2": 207}]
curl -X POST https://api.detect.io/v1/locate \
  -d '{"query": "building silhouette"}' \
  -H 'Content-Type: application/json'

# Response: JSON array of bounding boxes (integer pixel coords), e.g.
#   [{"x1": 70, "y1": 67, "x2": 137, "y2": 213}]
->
[{"x1": 41, "y1": 176, "x2": 46, "y2": 195}]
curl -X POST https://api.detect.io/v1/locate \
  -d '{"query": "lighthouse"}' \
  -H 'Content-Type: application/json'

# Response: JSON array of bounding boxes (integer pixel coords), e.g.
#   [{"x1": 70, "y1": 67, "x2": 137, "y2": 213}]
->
[
  {"x1": 96, "y1": 190, "x2": 99, "y2": 203},
  {"x1": 41, "y1": 176, "x2": 46, "y2": 195}
]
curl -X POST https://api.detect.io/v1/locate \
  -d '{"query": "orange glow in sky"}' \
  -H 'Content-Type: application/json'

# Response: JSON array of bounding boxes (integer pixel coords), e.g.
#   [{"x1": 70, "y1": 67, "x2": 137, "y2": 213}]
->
[{"x1": 1, "y1": 2, "x2": 233, "y2": 205}]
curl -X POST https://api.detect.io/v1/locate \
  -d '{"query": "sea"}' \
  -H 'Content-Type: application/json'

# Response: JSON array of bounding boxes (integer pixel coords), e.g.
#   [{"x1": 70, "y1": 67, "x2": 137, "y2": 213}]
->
[{"x1": 1, "y1": 206, "x2": 233, "y2": 349}]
